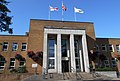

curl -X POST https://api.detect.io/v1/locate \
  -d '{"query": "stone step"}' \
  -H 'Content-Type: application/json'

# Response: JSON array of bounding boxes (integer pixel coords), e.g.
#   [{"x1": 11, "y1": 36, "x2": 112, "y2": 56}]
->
[{"x1": 21, "y1": 72, "x2": 113, "y2": 81}]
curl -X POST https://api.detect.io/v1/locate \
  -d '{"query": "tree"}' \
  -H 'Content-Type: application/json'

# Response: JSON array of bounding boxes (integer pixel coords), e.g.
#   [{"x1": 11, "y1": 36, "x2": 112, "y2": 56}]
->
[{"x1": 0, "y1": 0, "x2": 13, "y2": 34}]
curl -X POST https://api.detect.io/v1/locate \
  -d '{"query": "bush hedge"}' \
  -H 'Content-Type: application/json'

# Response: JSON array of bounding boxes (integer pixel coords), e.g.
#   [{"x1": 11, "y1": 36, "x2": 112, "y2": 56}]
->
[{"x1": 96, "y1": 67, "x2": 115, "y2": 71}]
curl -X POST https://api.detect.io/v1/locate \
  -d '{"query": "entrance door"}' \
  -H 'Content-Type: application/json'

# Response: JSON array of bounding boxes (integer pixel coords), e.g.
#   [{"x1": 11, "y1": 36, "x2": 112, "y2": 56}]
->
[{"x1": 62, "y1": 60, "x2": 69, "y2": 72}]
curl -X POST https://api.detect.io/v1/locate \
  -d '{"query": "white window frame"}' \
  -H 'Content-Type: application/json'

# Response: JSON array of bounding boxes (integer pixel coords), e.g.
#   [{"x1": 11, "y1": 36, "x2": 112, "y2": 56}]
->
[
  {"x1": 12, "y1": 42, "x2": 18, "y2": 51},
  {"x1": 9, "y1": 58, "x2": 16, "y2": 69},
  {"x1": 2, "y1": 42, "x2": 8, "y2": 51},
  {"x1": 109, "y1": 44, "x2": 114, "y2": 52},
  {"x1": 116, "y1": 45, "x2": 120, "y2": 52},
  {"x1": 101, "y1": 44, "x2": 107, "y2": 51},
  {"x1": 21, "y1": 43, "x2": 27, "y2": 51},
  {"x1": 0, "y1": 57, "x2": 5, "y2": 70}
]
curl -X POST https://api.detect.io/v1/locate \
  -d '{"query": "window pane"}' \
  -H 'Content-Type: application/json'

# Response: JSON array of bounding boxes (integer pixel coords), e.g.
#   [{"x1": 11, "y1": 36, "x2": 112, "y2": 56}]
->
[
  {"x1": 74, "y1": 40, "x2": 79, "y2": 57},
  {"x1": 0, "y1": 62, "x2": 4, "y2": 66},
  {"x1": 48, "y1": 49, "x2": 54, "y2": 57},
  {"x1": 0, "y1": 57, "x2": 5, "y2": 70},
  {"x1": 10, "y1": 62, "x2": 14, "y2": 66},
  {"x1": 49, "y1": 40, "x2": 55, "y2": 47},
  {"x1": 61, "y1": 39, "x2": 67, "y2": 57},
  {"x1": 116, "y1": 45, "x2": 120, "y2": 52},
  {"x1": 75, "y1": 59, "x2": 80, "y2": 69},
  {"x1": 101, "y1": 44, "x2": 107, "y2": 51},
  {"x1": 12, "y1": 43, "x2": 18, "y2": 51},
  {"x1": 48, "y1": 59, "x2": 55, "y2": 69},
  {"x1": 109, "y1": 44, "x2": 113, "y2": 52},
  {"x1": 11, "y1": 58, "x2": 15, "y2": 61},
  {"x1": 9, "y1": 58, "x2": 15, "y2": 69},
  {"x1": 2, "y1": 42, "x2": 8, "y2": 51},
  {"x1": 22, "y1": 43, "x2": 27, "y2": 51},
  {"x1": 48, "y1": 39, "x2": 55, "y2": 57}
]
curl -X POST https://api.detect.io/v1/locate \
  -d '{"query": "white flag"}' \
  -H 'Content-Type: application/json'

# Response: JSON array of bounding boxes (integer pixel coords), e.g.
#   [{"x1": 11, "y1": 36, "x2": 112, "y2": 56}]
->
[
  {"x1": 50, "y1": 6, "x2": 58, "y2": 11},
  {"x1": 74, "y1": 7, "x2": 84, "y2": 13}
]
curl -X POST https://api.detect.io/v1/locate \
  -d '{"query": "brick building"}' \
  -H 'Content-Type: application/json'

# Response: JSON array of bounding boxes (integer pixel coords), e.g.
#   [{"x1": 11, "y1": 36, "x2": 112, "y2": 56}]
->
[{"x1": 0, "y1": 19, "x2": 120, "y2": 74}]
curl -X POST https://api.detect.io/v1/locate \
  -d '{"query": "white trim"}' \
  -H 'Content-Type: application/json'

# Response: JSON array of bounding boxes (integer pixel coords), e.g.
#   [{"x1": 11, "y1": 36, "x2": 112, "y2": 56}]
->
[
  {"x1": 57, "y1": 34, "x2": 62, "y2": 73},
  {"x1": 82, "y1": 34, "x2": 89, "y2": 73},
  {"x1": 44, "y1": 28, "x2": 85, "y2": 35},
  {"x1": 43, "y1": 33, "x2": 48, "y2": 74}
]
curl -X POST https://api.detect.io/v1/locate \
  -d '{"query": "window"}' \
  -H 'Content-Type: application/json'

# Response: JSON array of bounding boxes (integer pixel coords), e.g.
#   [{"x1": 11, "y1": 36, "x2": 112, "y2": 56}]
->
[
  {"x1": 75, "y1": 59, "x2": 80, "y2": 69},
  {"x1": 2, "y1": 42, "x2": 8, "y2": 51},
  {"x1": 19, "y1": 59, "x2": 26, "y2": 67},
  {"x1": 9, "y1": 58, "x2": 15, "y2": 69},
  {"x1": 101, "y1": 44, "x2": 107, "y2": 51},
  {"x1": 48, "y1": 39, "x2": 56, "y2": 69},
  {"x1": 74, "y1": 40, "x2": 81, "y2": 71},
  {"x1": 48, "y1": 40, "x2": 55, "y2": 57},
  {"x1": 104, "y1": 60, "x2": 109, "y2": 67},
  {"x1": 96, "y1": 45, "x2": 99, "y2": 51},
  {"x1": 61, "y1": 39, "x2": 67, "y2": 57},
  {"x1": 109, "y1": 44, "x2": 114, "y2": 52},
  {"x1": 12, "y1": 42, "x2": 18, "y2": 51},
  {"x1": 48, "y1": 59, "x2": 55, "y2": 69},
  {"x1": 21, "y1": 43, "x2": 27, "y2": 51},
  {"x1": 74, "y1": 40, "x2": 79, "y2": 57},
  {"x1": 0, "y1": 57, "x2": 6, "y2": 70},
  {"x1": 112, "y1": 58, "x2": 117, "y2": 67},
  {"x1": 116, "y1": 45, "x2": 120, "y2": 52}
]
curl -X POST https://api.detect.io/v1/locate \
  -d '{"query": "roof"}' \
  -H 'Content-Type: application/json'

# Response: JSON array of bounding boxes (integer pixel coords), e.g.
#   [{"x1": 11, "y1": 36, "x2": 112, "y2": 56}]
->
[{"x1": 30, "y1": 19, "x2": 94, "y2": 24}]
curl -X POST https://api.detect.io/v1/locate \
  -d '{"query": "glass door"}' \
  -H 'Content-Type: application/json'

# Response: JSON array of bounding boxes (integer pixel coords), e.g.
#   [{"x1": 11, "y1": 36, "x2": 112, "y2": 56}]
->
[
  {"x1": 74, "y1": 40, "x2": 81, "y2": 72},
  {"x1": 48, "y1": 39, "x2": 56, "y2": 72}
]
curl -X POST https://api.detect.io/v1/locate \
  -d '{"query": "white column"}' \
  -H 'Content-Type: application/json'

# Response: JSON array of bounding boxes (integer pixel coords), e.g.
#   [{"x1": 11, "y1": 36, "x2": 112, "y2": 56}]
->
[
  {"x1": 79, "y1": 50, "x2": 83, "y2": 72},
  {"x1": 43, "y1": 33, "x2": 48, "y2": 74},
  {"x1": 79, "y1": 39, "x2": 83, "y2": 72},
  {"x1": 82, "y1": 34, "x2": 90, "y2": 73},
  {"x1": 70, "y1": 34, "x2": 76, "y2": 72},
  {"x1": 57, "y1": 34, "x2": 62, "y2": 73}
]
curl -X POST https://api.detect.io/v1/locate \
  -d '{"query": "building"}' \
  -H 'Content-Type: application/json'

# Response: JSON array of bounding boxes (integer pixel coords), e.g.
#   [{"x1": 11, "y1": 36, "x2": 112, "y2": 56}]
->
[{"x1": 0, "y1": 19, "x2": 120, "y2": 74}]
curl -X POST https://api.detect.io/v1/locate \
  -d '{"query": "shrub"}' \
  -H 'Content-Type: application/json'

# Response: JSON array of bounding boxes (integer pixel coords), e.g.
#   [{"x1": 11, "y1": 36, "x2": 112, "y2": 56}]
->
[
  {"x1": 96, "y1": 67, "x2": 114, "y2": 71},
  {"x1": 17, "y1": 66, "x2": 27, "y2": 73}
]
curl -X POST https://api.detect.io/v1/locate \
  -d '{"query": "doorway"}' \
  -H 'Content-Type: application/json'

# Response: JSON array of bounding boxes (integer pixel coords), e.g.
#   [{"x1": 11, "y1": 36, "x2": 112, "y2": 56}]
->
[{"x1": 62, "y1": 60, "x2": 69, "y2": 72}]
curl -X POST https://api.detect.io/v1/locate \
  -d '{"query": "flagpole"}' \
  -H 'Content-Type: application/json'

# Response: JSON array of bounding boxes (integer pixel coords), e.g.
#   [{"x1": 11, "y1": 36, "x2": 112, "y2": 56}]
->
[
  {"x1": 74, "y1": 7, "x2": 77, "y2": 21},
  {"x1": 62, "y1": 0, "x2": 64, "y2": 21},
  {"x1": 48, "y1": 5, "x2": 50, "y2": 20}
]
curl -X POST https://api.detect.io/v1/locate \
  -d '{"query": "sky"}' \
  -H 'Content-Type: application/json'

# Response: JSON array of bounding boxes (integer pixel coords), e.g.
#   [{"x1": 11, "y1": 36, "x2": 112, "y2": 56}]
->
[{"x1": 0, "y1": 0, "x2": 120, "y2": 38}]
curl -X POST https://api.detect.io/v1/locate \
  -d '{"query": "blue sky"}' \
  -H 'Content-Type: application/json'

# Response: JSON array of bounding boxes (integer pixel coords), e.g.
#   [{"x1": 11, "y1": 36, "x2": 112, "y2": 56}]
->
[{"x1": 1, "y1": 0, "x2": 120, "y2": 38}]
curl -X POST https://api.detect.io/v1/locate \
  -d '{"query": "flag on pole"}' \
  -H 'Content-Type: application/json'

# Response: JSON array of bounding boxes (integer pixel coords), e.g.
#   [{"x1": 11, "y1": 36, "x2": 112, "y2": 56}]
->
[
  {"x1": 74, "y1": 7, "x2": 84, "y2": 13},
  {"x1": 62, "y1": 2, "x2": 67, "y2": 11},
  {"x1": 50, "y1": 6, "x2": 58, "y2": 11}
]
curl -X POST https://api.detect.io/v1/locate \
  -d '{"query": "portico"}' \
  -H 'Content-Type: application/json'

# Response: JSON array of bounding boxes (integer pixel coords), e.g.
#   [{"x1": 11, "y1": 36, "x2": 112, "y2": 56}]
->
[{"x1": 43, "y1": 27, "x2": 89, "y2": 74}]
